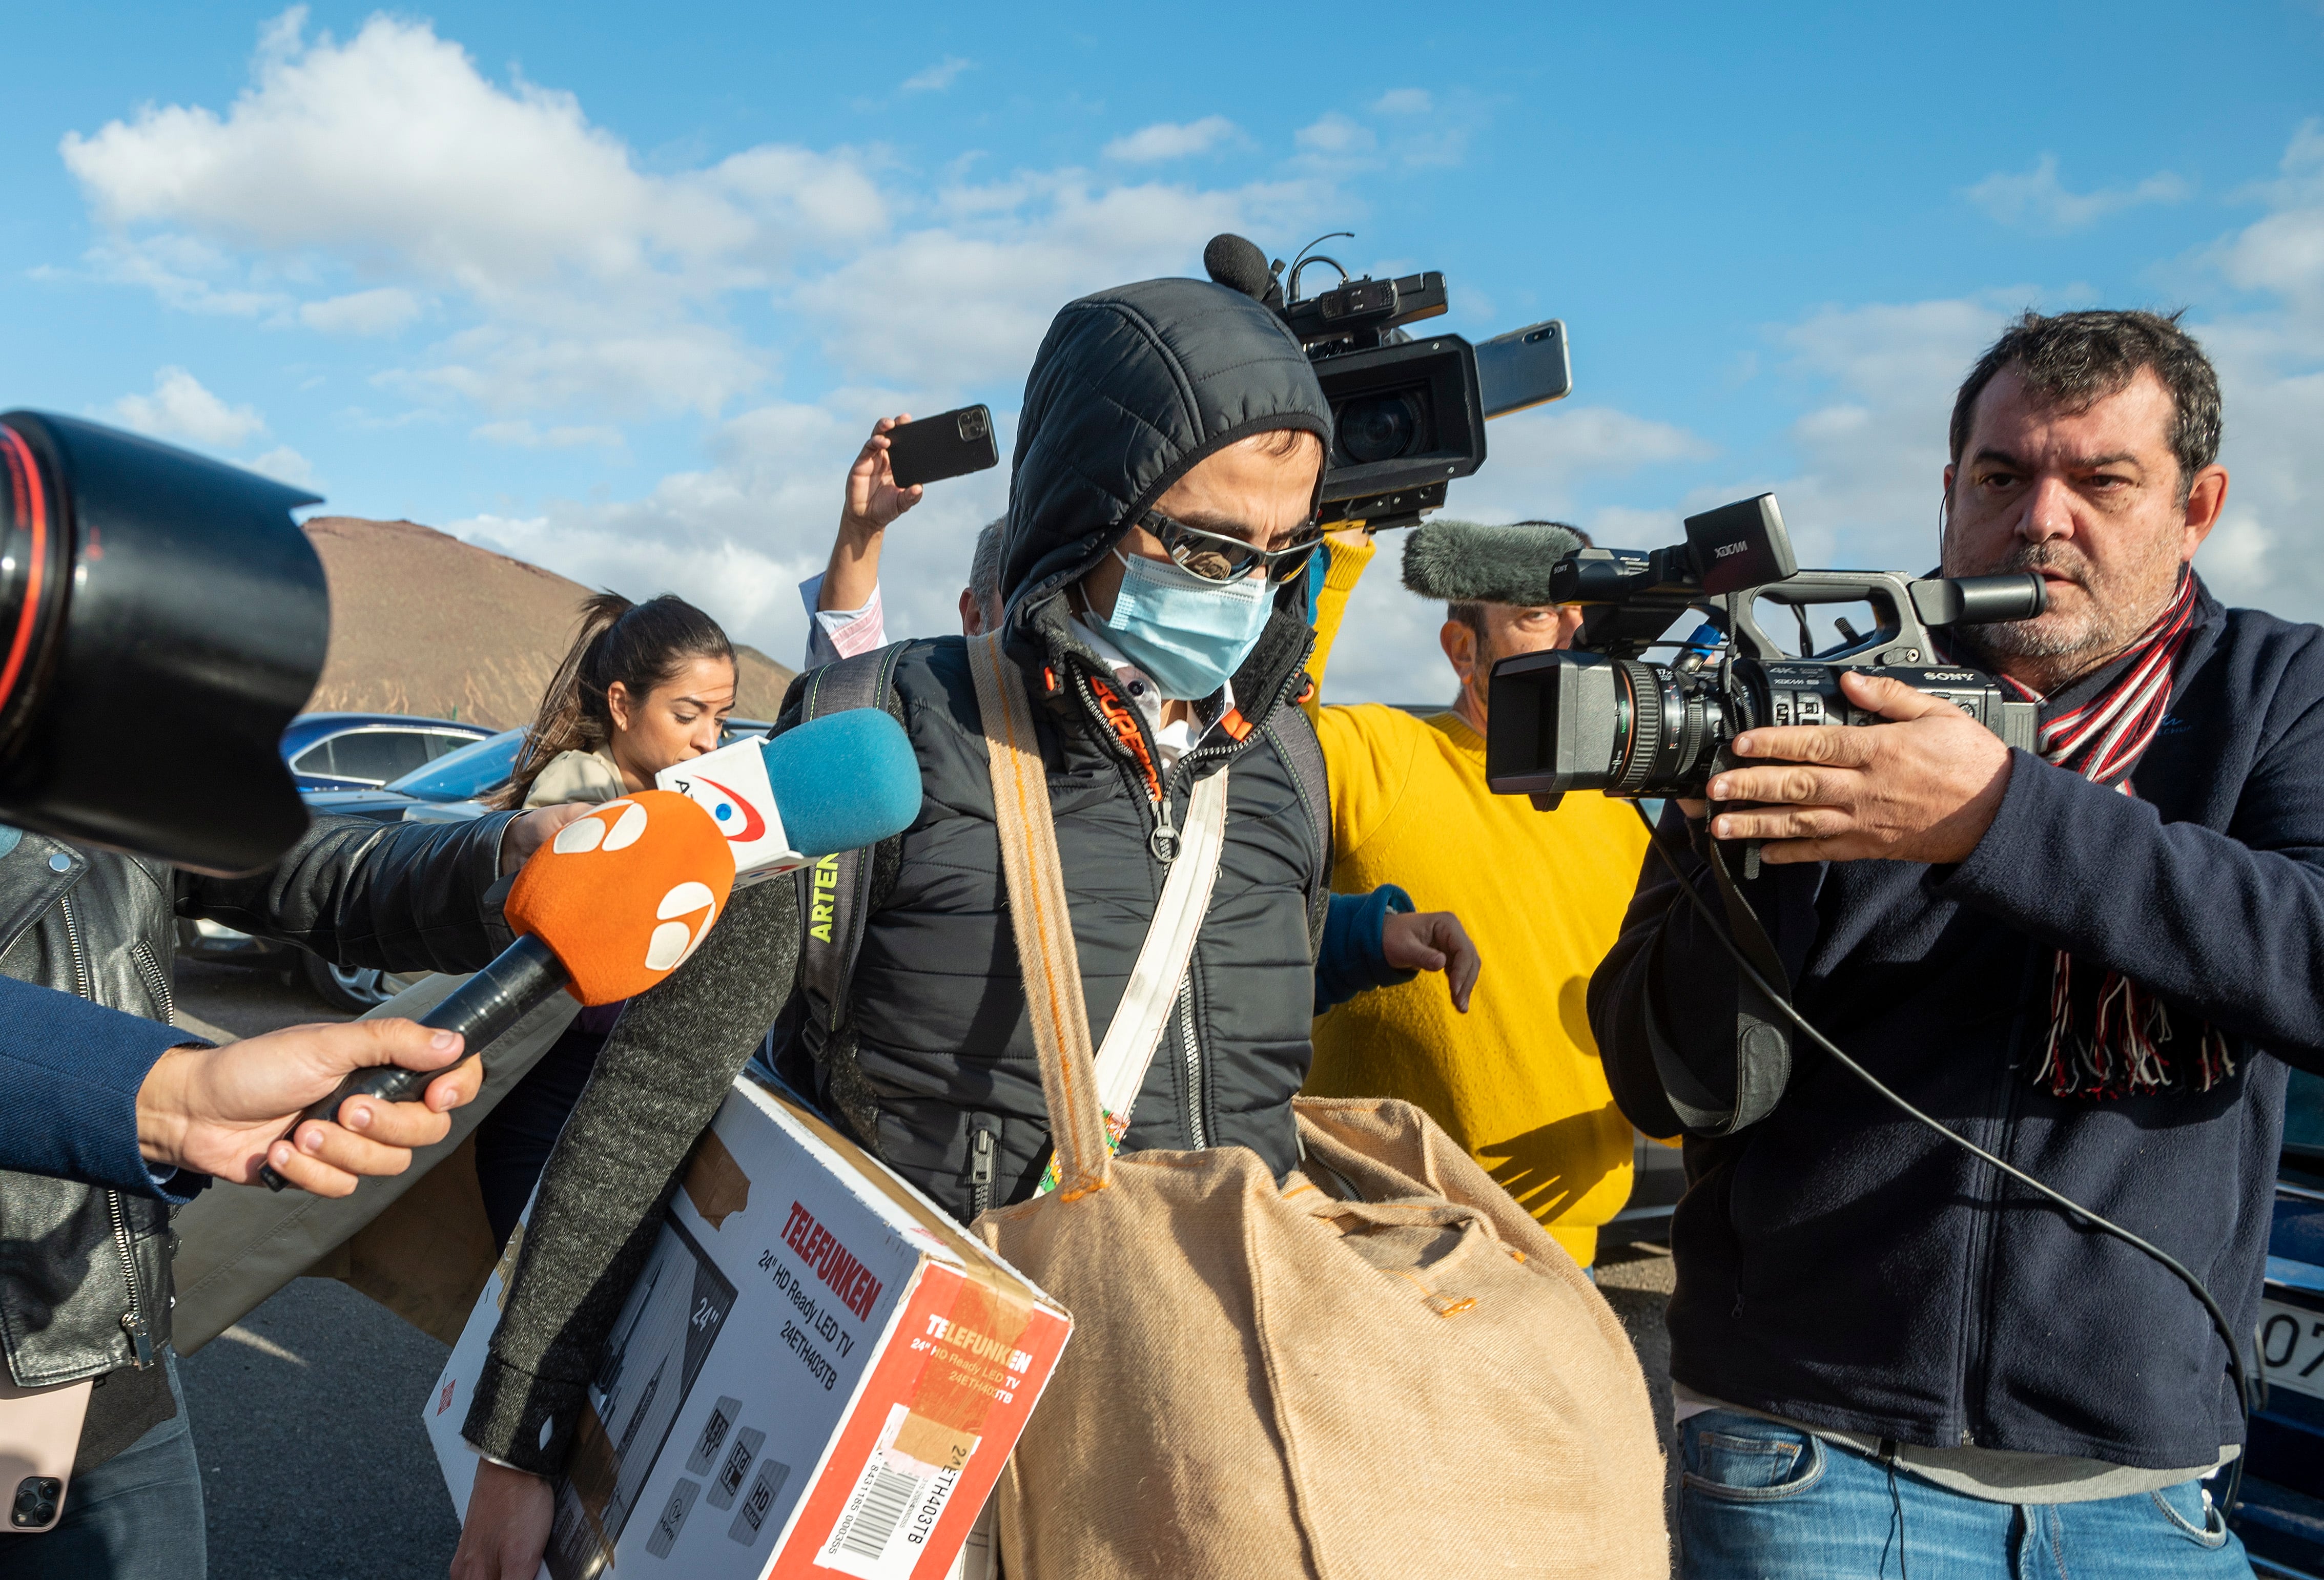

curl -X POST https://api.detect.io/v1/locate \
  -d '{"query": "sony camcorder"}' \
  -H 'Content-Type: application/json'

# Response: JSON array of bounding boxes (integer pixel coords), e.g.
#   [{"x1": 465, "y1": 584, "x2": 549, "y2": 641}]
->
[
  {"x1": 1206, "y1": 233, "x2": 1574, "y2": 530},
  {"x1": 0, "y1": 412, "x2": 328, "y2": 874},
  {"x1": 1484, "y1": 493, "x2": 2047, "y2": 806}
]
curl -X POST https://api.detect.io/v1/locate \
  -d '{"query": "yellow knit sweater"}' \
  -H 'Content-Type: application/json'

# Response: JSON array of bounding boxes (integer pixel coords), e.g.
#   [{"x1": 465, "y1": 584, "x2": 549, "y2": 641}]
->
[{"x1": 1303, "y1": 535, "x2": 1649, "y2": 1265}]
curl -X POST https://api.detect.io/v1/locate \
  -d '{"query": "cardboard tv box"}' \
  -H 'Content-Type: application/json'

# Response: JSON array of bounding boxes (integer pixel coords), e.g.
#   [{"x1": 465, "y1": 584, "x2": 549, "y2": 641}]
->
[{"x1": 423, "y1": 1077, "x2": 1072, "y2": 1580}]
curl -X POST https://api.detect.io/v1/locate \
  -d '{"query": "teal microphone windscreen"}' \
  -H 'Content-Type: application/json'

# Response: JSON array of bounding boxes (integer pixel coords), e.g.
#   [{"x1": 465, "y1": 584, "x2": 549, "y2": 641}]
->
[{"x1": 758, "y1": 708, "x2": 922, "y2": 858}]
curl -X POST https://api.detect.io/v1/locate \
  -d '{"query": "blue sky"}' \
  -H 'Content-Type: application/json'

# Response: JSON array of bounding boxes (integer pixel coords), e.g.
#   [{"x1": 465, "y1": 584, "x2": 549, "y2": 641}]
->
[{"x1": 5, "y1": 2, "x2": 2321, "y2": 700}]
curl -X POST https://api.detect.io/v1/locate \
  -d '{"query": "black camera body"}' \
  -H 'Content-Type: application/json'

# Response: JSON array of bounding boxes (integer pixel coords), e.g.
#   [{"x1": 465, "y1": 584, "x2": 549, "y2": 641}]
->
[
  {"x1": 1277, "y1": 264, "x2": 1487, "y2": 529},
  {"x1": 1484, "y1": 493, "x2": 2047, "y2": 805}
]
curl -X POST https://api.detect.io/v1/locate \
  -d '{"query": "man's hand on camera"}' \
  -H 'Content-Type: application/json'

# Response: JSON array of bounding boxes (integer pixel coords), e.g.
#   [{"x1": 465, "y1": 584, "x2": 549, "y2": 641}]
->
[
  {"x1": 1383, "y1": 909, "x2": 1483, "y2": 1012},
  {"x1": 135, "y1": 1019, "x2": 480, "y2": 1195},
  {"x1": 1703, "y1": 670, "x2": 2014, "y2": 866}
]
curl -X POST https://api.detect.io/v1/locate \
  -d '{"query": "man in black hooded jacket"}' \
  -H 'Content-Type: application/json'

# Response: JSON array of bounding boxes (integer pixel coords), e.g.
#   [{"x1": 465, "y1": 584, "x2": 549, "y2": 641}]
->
[{"x1": 451, "y1": 272, "x2": 1346, "y2": 1577}]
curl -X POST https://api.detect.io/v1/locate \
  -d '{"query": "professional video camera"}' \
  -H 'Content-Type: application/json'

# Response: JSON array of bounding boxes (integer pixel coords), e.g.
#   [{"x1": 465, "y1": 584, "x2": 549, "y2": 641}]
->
[
  {"x1": 0, "y1": 411, "x2": 328, "y2": 874},
  {"x1": 1204, "y1": 233, "x2": 1573, "y2": 529},
  {"x1": 1483, "y1": 492, "x2": 2047, "y2": 807}
]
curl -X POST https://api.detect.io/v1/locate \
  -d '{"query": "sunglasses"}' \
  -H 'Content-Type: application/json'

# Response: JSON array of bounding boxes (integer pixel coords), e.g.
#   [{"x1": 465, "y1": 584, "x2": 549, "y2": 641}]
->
[{"x1": 1139, "y1": 508, "x2": 1325, "y2": 586}]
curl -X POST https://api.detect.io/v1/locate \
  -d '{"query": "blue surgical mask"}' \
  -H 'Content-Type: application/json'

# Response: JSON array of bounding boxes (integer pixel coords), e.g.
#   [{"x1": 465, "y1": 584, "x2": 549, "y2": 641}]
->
[{"x1": 1098, "y1": 550, "x2": 1274, "y2": 700}]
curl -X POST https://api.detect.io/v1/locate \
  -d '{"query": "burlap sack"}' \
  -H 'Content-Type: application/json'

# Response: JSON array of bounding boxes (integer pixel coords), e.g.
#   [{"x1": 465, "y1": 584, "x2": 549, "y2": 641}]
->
[{"x1": 961, "y1": 633, "x2": 1667, "y2": 1579}]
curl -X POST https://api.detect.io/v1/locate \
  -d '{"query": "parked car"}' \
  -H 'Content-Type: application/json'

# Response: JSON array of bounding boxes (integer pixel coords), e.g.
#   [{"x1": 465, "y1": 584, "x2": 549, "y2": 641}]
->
[
  {"x1": 2234, "y1": 1068, "x2": 2324, "y2": 1578},
  {"x1": 186, "y1": 727, "x2": 518, "y2": 1010},
  {"x1": 280, "y1": 712, "x2": 494, "y2": 792}
]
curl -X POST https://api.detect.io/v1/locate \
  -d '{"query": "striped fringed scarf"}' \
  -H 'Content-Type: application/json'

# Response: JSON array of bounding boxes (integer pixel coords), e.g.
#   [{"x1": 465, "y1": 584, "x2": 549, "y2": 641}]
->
[{"x1": 2001, "y1": 572, "x2": 2232, "y2": 1099}]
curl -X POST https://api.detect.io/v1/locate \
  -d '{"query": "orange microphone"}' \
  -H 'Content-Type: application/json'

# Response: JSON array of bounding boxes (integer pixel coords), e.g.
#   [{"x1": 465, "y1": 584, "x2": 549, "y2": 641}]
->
[{"x1": 259, "y1": 792, "x2": 733, "y2": 1190}]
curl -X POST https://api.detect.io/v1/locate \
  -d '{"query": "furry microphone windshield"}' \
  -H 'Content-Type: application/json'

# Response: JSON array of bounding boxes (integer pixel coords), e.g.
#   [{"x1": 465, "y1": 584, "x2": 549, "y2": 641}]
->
[{"x1": 1400, "y1": 518, "x2": 1585, "y2": 606}]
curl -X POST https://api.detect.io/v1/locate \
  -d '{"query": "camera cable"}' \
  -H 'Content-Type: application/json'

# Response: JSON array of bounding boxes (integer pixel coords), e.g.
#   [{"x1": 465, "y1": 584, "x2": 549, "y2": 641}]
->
[{"x1": 1627, "y1": 806, "x2": 2253, "y2": 1517}]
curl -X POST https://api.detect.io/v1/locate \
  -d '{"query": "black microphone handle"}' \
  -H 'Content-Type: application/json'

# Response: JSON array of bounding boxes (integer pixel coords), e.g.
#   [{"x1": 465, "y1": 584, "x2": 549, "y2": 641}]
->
[{"x1": 258, "y1": 933, "x2": 567, "y2": 1191}]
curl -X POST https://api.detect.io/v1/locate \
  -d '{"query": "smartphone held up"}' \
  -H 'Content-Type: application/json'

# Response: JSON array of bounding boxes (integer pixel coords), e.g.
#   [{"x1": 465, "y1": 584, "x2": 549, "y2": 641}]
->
[{"x1": 884, "y1": 405, "x2": 999, "y2": 489}]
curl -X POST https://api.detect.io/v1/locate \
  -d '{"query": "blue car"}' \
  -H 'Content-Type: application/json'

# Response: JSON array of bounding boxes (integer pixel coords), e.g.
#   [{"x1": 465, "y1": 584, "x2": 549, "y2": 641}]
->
[
  {"x1": 280, "y1": 712, "x2": 495, "y2": 792},
  {"x1": 2234, "y1": 1068, "x2": 2324, "y2": 1578}
]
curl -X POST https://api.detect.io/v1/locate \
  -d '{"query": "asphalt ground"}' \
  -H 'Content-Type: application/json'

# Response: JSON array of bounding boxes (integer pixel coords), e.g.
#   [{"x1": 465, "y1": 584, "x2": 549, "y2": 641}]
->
[
  {"x1": 170, "y1": 956, "x2": 1681, "y2": 1578},
  {"x1": 173, "y1": 960, "x2": 464, "y2": 1580}
]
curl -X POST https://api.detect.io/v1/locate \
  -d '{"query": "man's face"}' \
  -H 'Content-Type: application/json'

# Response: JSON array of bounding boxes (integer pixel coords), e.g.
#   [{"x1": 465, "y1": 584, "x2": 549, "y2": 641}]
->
[
  {"x1": 1942, "y1": 365, "x2": 2226, "y2": 688},
  {"x1": 1440, "y1": 602, "x2": 1586, "y2": 724},
  {"x1": 1078, "y1": 431, "x2": 1321, "y2": 620}
]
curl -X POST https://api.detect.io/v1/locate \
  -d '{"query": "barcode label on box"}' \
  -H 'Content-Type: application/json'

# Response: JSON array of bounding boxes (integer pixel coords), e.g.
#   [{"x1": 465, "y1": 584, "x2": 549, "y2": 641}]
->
[{"x1": 813, "y1": 1403, "x2": 973, "y2": 1579}]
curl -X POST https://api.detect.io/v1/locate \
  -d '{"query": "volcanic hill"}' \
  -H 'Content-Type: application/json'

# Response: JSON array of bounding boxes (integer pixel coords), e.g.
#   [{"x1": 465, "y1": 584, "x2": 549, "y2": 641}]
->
[{"x1": 298, "y1": 516, "x2": 795, "y2": 729}]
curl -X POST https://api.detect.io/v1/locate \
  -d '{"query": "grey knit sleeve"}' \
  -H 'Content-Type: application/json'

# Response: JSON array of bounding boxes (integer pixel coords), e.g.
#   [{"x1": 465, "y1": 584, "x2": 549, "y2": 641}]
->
[{"x1": 459, "y1": 877, "x2": 801, "y2": 1473}]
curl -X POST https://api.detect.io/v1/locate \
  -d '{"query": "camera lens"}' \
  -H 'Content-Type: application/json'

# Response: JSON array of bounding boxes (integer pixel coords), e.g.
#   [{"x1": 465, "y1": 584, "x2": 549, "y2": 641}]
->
[
  {"x1": 1336, "y1": 392, "x2": 1425, "y2": 465},
  {"x1": 1609, "y1": 658, "x2": 1723, "y2": 798}
]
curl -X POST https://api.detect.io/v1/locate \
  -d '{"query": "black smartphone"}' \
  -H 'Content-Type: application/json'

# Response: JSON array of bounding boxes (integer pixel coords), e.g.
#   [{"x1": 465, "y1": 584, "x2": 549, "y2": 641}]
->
[
  {"x1": 1474, "y1": 320, "x2": 1573, "y2": 418},
  {"x1": 885, "y1": 405, "x2": 999, "y2": 488}
]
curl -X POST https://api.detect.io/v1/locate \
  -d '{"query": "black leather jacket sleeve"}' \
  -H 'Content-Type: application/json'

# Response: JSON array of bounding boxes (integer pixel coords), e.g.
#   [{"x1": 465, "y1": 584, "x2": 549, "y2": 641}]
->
[{"x1": 175, "y1": 812, "x2": 520, "y2": 976}]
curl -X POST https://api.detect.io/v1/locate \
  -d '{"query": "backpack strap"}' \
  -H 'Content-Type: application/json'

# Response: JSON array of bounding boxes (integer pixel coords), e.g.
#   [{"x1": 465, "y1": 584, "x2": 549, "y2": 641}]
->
[
  {"x1": 792, "y1": 642, "x2": 910, "y2": 1038},
  {"x1": 1260, "y1": 701, "x2": 1333, "y2": 959}
]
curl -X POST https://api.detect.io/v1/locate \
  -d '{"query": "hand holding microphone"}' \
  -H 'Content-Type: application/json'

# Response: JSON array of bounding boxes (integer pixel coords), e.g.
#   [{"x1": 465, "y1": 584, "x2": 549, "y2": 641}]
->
[{"x1": 141, "y1": 1018, "x2": 484, "y2": 1195}]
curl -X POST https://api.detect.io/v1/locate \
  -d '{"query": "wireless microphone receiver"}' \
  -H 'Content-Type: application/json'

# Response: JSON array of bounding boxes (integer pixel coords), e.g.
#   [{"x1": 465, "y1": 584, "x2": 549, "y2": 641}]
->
[{"x1": 259, "y1": 789, "x2": 734, "y2": 1189}]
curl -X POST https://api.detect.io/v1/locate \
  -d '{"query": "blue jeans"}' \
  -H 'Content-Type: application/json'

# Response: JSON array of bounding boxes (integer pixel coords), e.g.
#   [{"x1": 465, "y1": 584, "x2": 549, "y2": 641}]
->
[
  {"x1": 1678, "y1": 1409, "x2": 2251, "y2": 1579},
  {"x1": 0, "y1": 1354, "x2": 205, "y2": 1580}
]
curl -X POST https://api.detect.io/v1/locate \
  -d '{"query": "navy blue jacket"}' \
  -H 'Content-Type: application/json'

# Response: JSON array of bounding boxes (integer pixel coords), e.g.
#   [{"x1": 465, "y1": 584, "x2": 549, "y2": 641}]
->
[
  {"x1": 1590, "y1": 588, "x2": 2324, "y2": 1469},
  {"x1": 0, "y1": 975, "x2": 204, "y2": 1198}
]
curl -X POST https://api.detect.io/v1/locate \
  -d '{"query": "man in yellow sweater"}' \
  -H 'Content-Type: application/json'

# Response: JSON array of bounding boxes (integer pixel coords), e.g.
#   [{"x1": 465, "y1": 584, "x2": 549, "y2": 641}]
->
[{"x1": 1304, "y1": 520, "x2": 1651, "y2": 1267}]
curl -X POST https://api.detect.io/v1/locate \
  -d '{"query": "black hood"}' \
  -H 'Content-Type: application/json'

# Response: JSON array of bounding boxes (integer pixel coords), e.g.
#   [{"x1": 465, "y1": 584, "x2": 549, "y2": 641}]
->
[{"x1": 998, "y1": 277, "x2": 1332, "y2": 621}]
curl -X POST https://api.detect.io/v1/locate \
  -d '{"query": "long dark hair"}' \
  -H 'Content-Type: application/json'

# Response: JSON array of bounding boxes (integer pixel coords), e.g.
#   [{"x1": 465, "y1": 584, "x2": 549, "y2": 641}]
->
[{"x1": 497, "y1": 591, "x2": 735, "y2": 809}]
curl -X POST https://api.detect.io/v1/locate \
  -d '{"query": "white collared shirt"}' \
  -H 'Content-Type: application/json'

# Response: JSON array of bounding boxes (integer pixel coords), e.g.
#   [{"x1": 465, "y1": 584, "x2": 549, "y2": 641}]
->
[{"x1": 1070, "y1": 617, "x2": 1233, "y2": 773}]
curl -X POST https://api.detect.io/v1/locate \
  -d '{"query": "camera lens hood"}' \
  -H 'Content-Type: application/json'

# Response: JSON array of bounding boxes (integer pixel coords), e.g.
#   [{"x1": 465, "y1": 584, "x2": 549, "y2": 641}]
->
[{"x1": 0, "y1": 412, "x2": 328, "y2": 875}]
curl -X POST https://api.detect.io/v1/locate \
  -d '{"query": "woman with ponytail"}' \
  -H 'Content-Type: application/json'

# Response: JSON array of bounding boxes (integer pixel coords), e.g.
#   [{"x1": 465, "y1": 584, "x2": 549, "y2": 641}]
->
[
  {"x1": 474, "y1": 591, "x2": 738, "y2": 1242},
  {"x1": 496, "y1": 591, "x2": 737, "y2": 812}
]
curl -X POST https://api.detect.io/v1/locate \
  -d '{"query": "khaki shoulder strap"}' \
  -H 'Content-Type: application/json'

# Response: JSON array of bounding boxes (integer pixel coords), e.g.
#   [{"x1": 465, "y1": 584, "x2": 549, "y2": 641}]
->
[{"x1": 965, "y1": 633, "x2": 1114, "y2": 1200}]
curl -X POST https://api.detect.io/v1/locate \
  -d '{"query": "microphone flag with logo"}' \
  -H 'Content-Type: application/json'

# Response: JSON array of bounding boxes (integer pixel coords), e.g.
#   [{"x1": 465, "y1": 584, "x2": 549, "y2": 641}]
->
[
  {"x1": 656, "y1": 708, "x2": 920, "y2": 883},
  {"x1": 505, "y1": 789, "x2": 736, "y2": 1004}
]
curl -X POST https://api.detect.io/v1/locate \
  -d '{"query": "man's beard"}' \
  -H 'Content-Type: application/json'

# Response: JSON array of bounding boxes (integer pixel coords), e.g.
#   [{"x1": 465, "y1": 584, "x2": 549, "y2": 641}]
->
[{"x1": 1952, "y1": 537, "x2": 2184, "y2": 679}]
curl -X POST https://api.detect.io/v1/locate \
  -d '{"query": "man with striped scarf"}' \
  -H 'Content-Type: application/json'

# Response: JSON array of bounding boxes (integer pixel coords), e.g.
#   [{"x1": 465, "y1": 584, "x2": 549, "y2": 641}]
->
[{"x1": 1592, "y1": 309, "x2": 2316, "y2": 1578}]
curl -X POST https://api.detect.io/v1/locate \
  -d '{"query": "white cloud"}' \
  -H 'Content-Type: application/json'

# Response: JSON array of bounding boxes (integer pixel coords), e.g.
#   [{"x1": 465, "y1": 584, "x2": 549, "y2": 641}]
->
[
  {"x1": 1103, "y1": 117, "x2": 1241, "y2": 163},
  {"x1": 109, "y1": 366, "x2": 268, "y2": 447},
  {"x1": 1372, "y1": 89, "x2": 1432, "y2": 115},
  {"x1": 473, "y1": 419, "x2": 627, "y2": 450},
  {"x1": 1294, "y1": 112, "x2": 1376, "y2": 160},
  {"x1": 52, "y1": 10, "x2": 1349, "y2": 421},
  {"x1": 788, "y1": 173, "x2": 1329, "y2": 388},
  {"x1": 452, "y1": 394, "x2": 1012, "y2": 664},
  {"x1": 2209, "y1": 120, "x2": 2324, "y2": 321},
  {"x1": 1964, "y1": 153, "x2": 2190, "y2": 234},
  {"x1": 900, "y1": 57, "x2": 972, "y2": 94},
  {"x1": 1757, "y1": 295, "x2": 2022, "y2": 569},
  {"x1": 300, "y1": 286, "x2": 423, "y2": 335},
  {"x1": 249, "y1": 444, "x2": 317, "y2": 488},
  {"x1": 61, "y1": 9, "x2": 886, "y2": 417}
]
